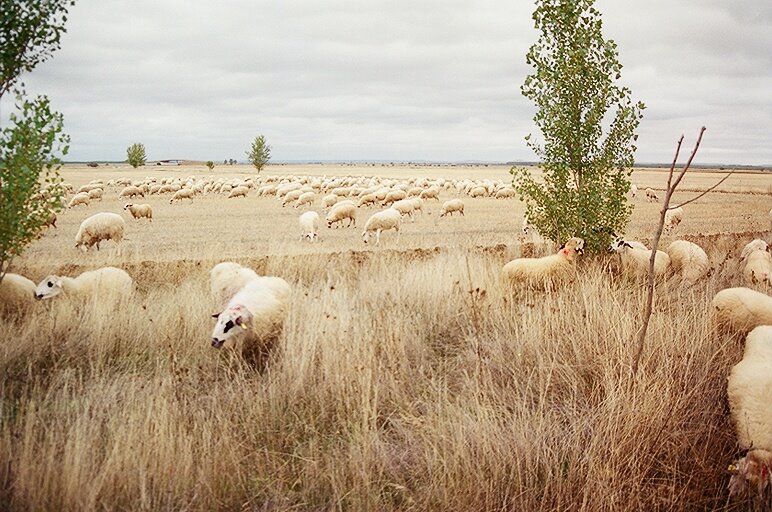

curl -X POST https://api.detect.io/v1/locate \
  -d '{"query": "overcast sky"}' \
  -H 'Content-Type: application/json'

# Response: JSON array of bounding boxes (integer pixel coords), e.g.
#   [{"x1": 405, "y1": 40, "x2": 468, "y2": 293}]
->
[{"x1": 4, "y1": 0, "x2": 771, "y2": 164}]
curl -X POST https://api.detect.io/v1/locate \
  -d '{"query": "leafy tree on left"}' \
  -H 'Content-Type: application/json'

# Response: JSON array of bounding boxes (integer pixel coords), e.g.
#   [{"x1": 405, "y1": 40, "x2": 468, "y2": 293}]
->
[{"x1": 0, "y1": 0, "x2": 74, "y2": 281}]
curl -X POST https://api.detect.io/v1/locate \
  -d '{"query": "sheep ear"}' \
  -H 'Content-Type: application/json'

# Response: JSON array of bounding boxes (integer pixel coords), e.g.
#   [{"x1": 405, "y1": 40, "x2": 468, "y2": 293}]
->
[
  {"x1": 211, "y1": 312, "x2": 221, "y2": 318},
  {"x1": 623, "y1": 242, "x2": 633, "y2": 249},
  {"x1": 558, "y1": 243, "x2": 565, "y2": 250},
  {"x1": 55, "y1": 278, "x2": 63, "y2": 287}
]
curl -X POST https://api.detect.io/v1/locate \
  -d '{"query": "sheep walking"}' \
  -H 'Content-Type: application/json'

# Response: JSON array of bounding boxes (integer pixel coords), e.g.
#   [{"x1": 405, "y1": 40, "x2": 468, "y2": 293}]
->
[
  {"x1": 502, "y1": 237, "x2": 585, "y2": 291},
  {"x1": 740, "y1": 239, "x2": 772, "y2": 285},
  {"x1": 439, "y1": 199, "x2": 465, "y2": 217},
  {"x1": 727, "y1": 326, "x2": 772, "y2": 498},
  {"x1": 362, "y1": 208, "x2": 401, "y2": 245},
  {"x1": 0, "y1": 273, "x2": 37, "y2": 315},
  {"x1": 228, "y1": 186, "x2": 249, "y2": 199},
  {"x1": 629, "y1": 183, "x2": 638, "y2": 198},
  {"x1": 294, "y1": 191, "x2": 316, "y2": 208},
  {"x1": 34, "y1": 267, "x2": 133, "y2": 301},
  {"x1": 67, "y1": 192, "x2": 90, "y2": 208},
  {"x1": 74, "y1": 212, "x2": 125, "y2": 251},
  {"x1": 711, "y1": 287, "x2": 772, "y2": 335},
  {"x1": 645, "y1": 188, "x2": 659, "y2": 202},
  {"x1": 210, "y1": 262, "x2": 259, "y2": 311},
  {"x1": 119, "y1": 186, "x2": 144, "y2": 199},
  {"x1": 666, "y1": 240, "x2": 709, "y2": 285},
  {"x1": 326, "y1": 202, "x2": 357, "y2": 229},
  {"x1": 610, "y1": 239, "x2": 670, "y2": 279},
  {"x1": 299, "y1": 211, "x2": 320, "y2": 241},
  {"x1": 123, "y1": 203, "x2": 153, "y2": 222},
  {"x1": 169, "y1": 188, "x2": 194, "y2": 204}
]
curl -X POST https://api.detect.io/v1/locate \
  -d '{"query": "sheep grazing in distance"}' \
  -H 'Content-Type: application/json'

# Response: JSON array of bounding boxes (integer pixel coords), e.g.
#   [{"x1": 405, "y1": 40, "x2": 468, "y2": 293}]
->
[
  {"x1": 494, "y1": 187, "x2": 515, "y2": 199},
  {"x1": 299, "y1": 211, "x2": 320, "y2": 241},
  {"x1": 281, "y1": 189, "x2": 304, "y2": 207},
  {"x1": 740, "y1": 239, "x2": 772, "y2": 285},
  {"x1": 119, "y1": 185, "x2": 144, "y2": 199},
  {"x1": 419, "y1": 187, "x2": 440, "y2": 201},
  {"x1": 294, "y1": 191, "x2": 316, "y2": 208},
  {"x1": 87, "y1": 188, "x2": 103, "y2": 201},
  {"x1": 469, "y1": 186, "x2": 487, "y2": 198},
  {"x1": 74, "y1": 212, "x2": 125, "y2": 251},
  {"x1": 727, "y1": 326, "x2": 772, "y2": 499},
  {"x1": 382, "y1": 189, "x2": 406, "y2": 207},
  {"x1": 326, "y1": 202, "x2": 357, "y2": 229},
  {"x1": 610, "y1": 239, "x2": 670, "y2": 279},
  {"x1": 67, "y1": 192, "x2": 90, "y2": 208},
  {"x1": 645, "y1": 188, "x2": 659, "y2": 202},
  {"x1": 358, "y1": 193, "x2": 378, "y2": 208},
  {"x1": 169, "y1": 188, "x2": 194, "y2": 204},
  {"x1": 390, "y1": 199, "x2": 417, "y2": 222},
  {"x1": 228, "y1": 186, "x2": 249, "y2": 199},
  {"x1": 711, "y1": 287, "x2": 772, "y2": 335},
  {"x1": 211, "y1": 276, "x2": 291, "y2": 370},
  {"x1": 502, "y1": 237, "x2": 585, "y2": 291},
  {"x1": 629, "y1": 183, "x2": 638, "y2": 198},
  {"x1": 666, "y1": 240, "x2": 709, "y2": 285},
  {"x1": 362, "y1": 208, "x2": 401, "y2": 245},
  {"x1": 663, "y1": 207, "x2": 684, "y2": 233},
  {"x1": 321, "y1": 193, "x2": 339, "y2": 209},
  {"x1": 210, "y1": 262, "x2": 259, "y2": 311},
  {"x1": 123, "y1": 203, "x2": 153, "y2": 222},
  {"x1": 439, "y1": 199, "x2": 465, "y2": 217},
  {"x1": 34, "y1": 267, "x2": 133, "y2": 301},
  {"x1": 0, "y1": 273, "x2": 37, "y2": 315}
]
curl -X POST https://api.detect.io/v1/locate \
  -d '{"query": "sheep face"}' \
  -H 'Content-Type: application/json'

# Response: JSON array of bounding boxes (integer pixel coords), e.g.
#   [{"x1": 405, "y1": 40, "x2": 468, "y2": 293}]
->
[
  {"x1": 34, "y1": 276, "x2": 64, "y2": 300},
  {"x1": 211, "y1": 305, "x2": 253, "y2": 348},
  {"x1": 123, "y1": 203, "x2": 133, "y2": 211},
  {"x1": 561, "y1": 237, "x2": 585, "y2": 256},
  {"x1": 728, "y1": 450, "x2": 772, "y2": 498}
]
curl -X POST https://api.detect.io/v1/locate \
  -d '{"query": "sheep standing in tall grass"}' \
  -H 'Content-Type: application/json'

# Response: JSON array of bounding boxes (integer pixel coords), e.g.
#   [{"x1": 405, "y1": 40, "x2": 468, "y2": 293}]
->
[
  {"x1": 34, "y1": 267, "x2": 133, "y2": 301},
  {"x1": 740, "y1": 239, "x2": 772, "y2": 285},
  {"x1": 610, "y1": 239, "x2": 670, "y2": 279},
  {"x1": 74, "y1": 212, "x2": 125, "y2": 251},
  {"x1": 501, "y1": 237, "x2": 585, "y2": 291},
  {"x1": 711, "y1": 287, "x2": 772, "y2": 335},
  {"x1": 0, "y1": 273, "x2": 37, "y2": 314},
  {"x1": 209, "y1": 262, "x2": 260, "y2": 311},
  {"x1": 666, "y1": 240, "x2": 709, "y2": 285},
  {"x1": 663, "y1": 207, "x2": 684, "y2": 233},
  {"x1": 727, "y1": 326, "x2": 772, "y2": 498},
  {"x1": 362, "y1": 208, "x2": 401, "y2": 245}
]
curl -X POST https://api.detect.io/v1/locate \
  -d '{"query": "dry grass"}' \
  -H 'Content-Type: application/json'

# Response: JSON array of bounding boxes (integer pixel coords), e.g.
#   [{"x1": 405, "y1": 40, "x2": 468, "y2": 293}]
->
[{"x1": 1, "y1": 164, "x2": 771, "y2": 510}]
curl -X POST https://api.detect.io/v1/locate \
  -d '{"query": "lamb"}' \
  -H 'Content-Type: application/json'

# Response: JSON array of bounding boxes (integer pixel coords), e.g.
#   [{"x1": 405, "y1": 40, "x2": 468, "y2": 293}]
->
[
  {"x1": 299, "y1": 211, "x2": 320, "y2": 241},
  {"x1": 294, "y1": 191, "x2": 316, "y2": 208},
  {"x1": 439, "y1": 199, "x2": 465, "y2": 217},
  {"x1": 501, "y1": 237, "x2": 585, "y2": 291},
  {"x1": 34, "y1": 267, "x2": 133, "y2": 301},
  {"x1": 362, "y1": 208, "x2": 401, "y2": 245},
  {"x1": 209, "y1": 262, "x2": 259, "y2": 311},
  {"x1": 727, "y1": 326, "x2": 772, "y2": 498},
  {"x1": 169, "y1": 188, "x2": 194, "y2": 204},
  {"x1": 74, "y1": 212, "x2": 125, "y2": 251},
  {"x1": 0, "y1": 273, "x2": 37, "y2": 314},
  {"x1": 228, "y1": 186, "x2": 249, "y2": 198},
  {"x1": 645, "y1": 188, "x2": 658, "y2": 202},
  {"x1": 119, "y1": 186, "x2": 144, "y2": 199},
  {"x1": 610, "y1": 239, "x2": 670, "y2": 278},
  {"x1": 123, "y1": 203, "x2": 153, "y2": 222},
  {"x1": 326, "y1": 202, "x2": 357, "y2": 228},
  {"x1": 210, "y1": 276, "x2": 291, "y2": 369},
  {"x1": 711, "y1": 287, "x2": 772, "y2": 335},
  {"x1": 740, "y1": 239, "x2": 772, "y2": 285},
  {"x1": 67, "y1": 192, "x2": 90, "y2": 208},
  {"x1": 663, "y1": 207, "x2": 684, "y2": 233},
  {"x1": 666, "y1": 240, "x2": 709, "y2": 285}
]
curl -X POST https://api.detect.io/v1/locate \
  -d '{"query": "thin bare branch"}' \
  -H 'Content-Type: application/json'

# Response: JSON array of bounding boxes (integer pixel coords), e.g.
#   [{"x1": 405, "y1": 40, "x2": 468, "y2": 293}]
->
[
  {"x1": 670, "y1": 171, "x2": 734, "y2": 210},
  {"x1": 670, "y1": 126, "x2": 706, "y2": 193},
  {"x1": 665, "y1": 135, "x2": 684, "y2": 192}
]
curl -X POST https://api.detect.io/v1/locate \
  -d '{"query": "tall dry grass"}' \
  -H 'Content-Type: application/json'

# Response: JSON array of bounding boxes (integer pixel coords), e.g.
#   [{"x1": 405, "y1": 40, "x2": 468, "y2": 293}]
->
[{"x1": 1, "y1": 233, "x2": 769, "y2": 510}]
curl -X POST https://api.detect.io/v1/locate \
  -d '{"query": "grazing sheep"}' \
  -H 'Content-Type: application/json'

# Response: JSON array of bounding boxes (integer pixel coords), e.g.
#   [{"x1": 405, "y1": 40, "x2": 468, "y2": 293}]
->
[
  {"x1": 358, "y1": 193, "x2": 378, "y2": 208},
  {"x1": 663, "y1": 207, "x2": 684, "y2": 233},
  {"x1": 228, "y1": 186, "x2": 249, "y2": 198},
  {"x1": 407, "y1": 186, "x2": 423, "y2": 197},
  {"x1": 382, "y1": 189, "x2": 406, "y2": 206},
  {"x1": 123, "y1": 203, "x2": 153, "y2": 222},
  {"x1": 469, "y1": 186, "x2": 487, "y2": 198},
  {"x1": 362, "y1": 208, "x2": 401, "y2": 245},
  {"x1": 610, "y1": 239, "x2": 670, "y2": 278},
  {"x1": 169, "y1": 188, "x2": 194, "y2": 204},
  {"x1": 210, "y1": 262, "x2": 259, "y2": 311},
  {"x1": 727, "y1": 326, "x2": 772, "y2": 498},
  {"x1": 67, "y1": 192, "x2": 90, "y2": 208},
  {"x1": 390, "y1": 199, "x2": 417, "y2": 222},
  {"x1": 666, "y1": 240, "x2": 709, "y2": 285},
  {"x1": 326, "y1": 202, "x2": 357, "y2": 229},
  {"x1": 0, "y1": 273, "x2": 36, "y2": 314},
  {"x1": 210, "y1": 276, "x2": 291, "y2": 369},
  {"x1": 321, "y1": 193, "x2": 339, "y2": 209},
  {"x1": 34, "y1": 267, "x2": 133, "y2": 301},
  {"x1": 281, "y1": 189, "x2": 304, "y2": 207},
  {"x1": 501, "y1": 237, "x2": 585, "y2": 291},
  {"x1": 119, "y1": 186, "x2": 144, "y2": 199},
  {"x1": 740, "y1": 239, "x2": 772, "y2": 285},
  {"x1": 87, "y1": 188, "x2": 103, "y2": 201},
  {"x1": 711, "y1": 287, "x2": 772, "y2": 335},
  {"x1": 299, "y1": 211, "x2": 320, "y2": 241},
  {"x1": 294, "y1": 191, "x2": 316, "y2": 208},
  {"x1": 74, "y1": 212, "x2": 125, "y2": 251},
  {"x1": 44, "y1": 212, "x2": 57, "y2": 229},
  {"x1": 419, "y1": 187, "x2": 440, "y2": 201},
  {"x1": 645, "y1": 188, "x2": 658, "y2": 202},
  {"x1": 439, "y1": 199, "x2": 465, "y2": 217},
  {"x1": 494, "y1": 187, "x2": 515, "y2": 199},
  {"x1": 629, "y1": 183, "x2": 638, "y2": 198}
]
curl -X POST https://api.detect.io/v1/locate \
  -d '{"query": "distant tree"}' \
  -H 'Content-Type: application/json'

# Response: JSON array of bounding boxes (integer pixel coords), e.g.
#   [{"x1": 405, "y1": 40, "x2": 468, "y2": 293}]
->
[
  {"x1": 229, "y1": 158, "x2": 237, "y2": 165},
  {"x1": 246, "y1": 135, "x2": 271, "y2": 173},
  {"x1": 1, "y1": 0, "x2": 73, "y2": 281},
  {"x1": 511, "y1": 0, "x2": 645, "y2": 252},
  {"x1": 206, "y1": 160, "x2": 215, "y2": 170},
  {"x1": 126, "y1": 143, "x2": 146, "y2": 168},
  {"x1": 223, "y1": 158, "x2": 228, "y2": 165}
]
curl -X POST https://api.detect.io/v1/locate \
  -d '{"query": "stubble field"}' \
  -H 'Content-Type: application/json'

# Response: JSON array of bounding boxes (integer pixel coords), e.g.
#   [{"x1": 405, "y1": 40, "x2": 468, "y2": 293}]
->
[{"x1": 1, "y1": 163, "x2": 771, "y2": 510}]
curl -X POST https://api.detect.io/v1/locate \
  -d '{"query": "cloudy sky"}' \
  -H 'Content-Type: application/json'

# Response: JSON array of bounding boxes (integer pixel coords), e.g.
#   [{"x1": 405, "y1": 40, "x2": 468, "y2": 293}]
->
[{"x1": 4, "y1": 0, "x2": 771, "y2": 164}]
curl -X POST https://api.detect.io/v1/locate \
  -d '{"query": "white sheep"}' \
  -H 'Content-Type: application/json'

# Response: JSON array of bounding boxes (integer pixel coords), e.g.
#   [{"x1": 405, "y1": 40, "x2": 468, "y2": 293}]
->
[
  {"x1": 281, "y1": 189, "x2": 304, "y2": 207},
  {"x1": 382, "y1": 189, "x2": 406, "y2": 206},
  {"x1": 169, "y1": 188, "x2": 194, "y2": 203},
  {"x1": 419, "y1": 187, "x2": 440, "y2": 201},
  {"x1": 362, "y1": 208, "x2": 401, "y2": 245},
  {"x1": 501, "y1": 237, "x2": 585, "y2": 291},
  {"x1": 210, "y1": 276, "x2": 291, "y2": 368},
  {"x1": 299, "y1": 211, "x2": 320, "y2": 241},
  {"x1": 209, "y1": 262, "x2": 259, "y2": 311},
  {"x1": 74, "y1": 212, "x2": 125, "y2": 251},
  {"x1": 645, "y1": 187, "x2": 658, "y2": 202},
  {"x1": 34, "y1": 267, "x2": 133, "y2": 301},
  {"x1": 390, "y1": 199, "x2": 417, "y2": 222},
  {"x1": 294, "y1": 191, "x2": 316, "y2": 208},
  {"x1": 358, "y1": 193, "x2": 378, "y2": 208},
  {"x1": 439, "y1": 199, "x2": 465, "y2": 217},
  {"x1": 87, "y1": 188, "x2": 103, "y2": 201},
  {"x1": 740, "y1": 239, "x2": 772, "y2": 285},
  {"x1": 727, "y1": 326, "x2": 772, "y2": 498},
  {"x1": 494, "y1": 187, "x2": 515, "y2": 199},
  {"x1": 0, "y1": 273, "x2": 36, "y2": 314},
  {"x1": 228, "y1": 186, "x2": 249, "y2": 198},
  {"x1": 469, "y1": 186, "x2": 487, "y2": 198},
  {"x1": 326, "y1": 202, "x2": 357, "y2": 228},
  {"x1": 629, "y1": 183, "x2": 638, "y2": 198},
  {"x1": 711, "y1": 287, "x2": 772, "y2": 335},
  {"x1": 119, "y1": 186, "x2": 144, "y2": 199},
  {"x1": 321, "y1": 193, "x2": 339, "y2": 209},
  {"x1": 666, "y1": 240, "x2": 709, "y2": 285},
  {"x1": 123, "y1": 203, "x2": 153, "y2": 222},
  {"x1": 67, "y1": 192, "x2": 90, "y2": 208},
  {"x1": 610, "y1": 239, "x2": 670, "y2": 278},
  {"x1": 663, "y1": 207, "x2": 684, "y2": 233}
]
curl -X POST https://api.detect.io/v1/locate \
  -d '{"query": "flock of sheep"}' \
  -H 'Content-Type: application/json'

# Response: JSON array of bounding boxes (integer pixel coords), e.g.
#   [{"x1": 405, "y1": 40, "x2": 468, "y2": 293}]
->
[{"x1": 1, "y1": 170, "x2": 771, "y2": 500}]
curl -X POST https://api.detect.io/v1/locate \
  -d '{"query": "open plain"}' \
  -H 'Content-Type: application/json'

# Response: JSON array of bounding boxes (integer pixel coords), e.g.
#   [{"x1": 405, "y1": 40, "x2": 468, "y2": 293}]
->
[{"x1": 1, "y1": 163, "x2": 771, "y2": 510}]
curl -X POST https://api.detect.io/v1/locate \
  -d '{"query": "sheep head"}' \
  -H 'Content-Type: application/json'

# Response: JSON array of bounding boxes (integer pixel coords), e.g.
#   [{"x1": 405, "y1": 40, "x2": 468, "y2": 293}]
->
[
  {"x1": 35, "y1": 275, "x2": 64, "y2": 300},
  {"x1": 729, "y1": 449, "x2": 772, "y2": 498},
  {"x1": 559, "y1": 237, "x2": 585, "y2": 259},
  {"x1": 211, "y1": 304, "x2": 253, "y2": 348}
]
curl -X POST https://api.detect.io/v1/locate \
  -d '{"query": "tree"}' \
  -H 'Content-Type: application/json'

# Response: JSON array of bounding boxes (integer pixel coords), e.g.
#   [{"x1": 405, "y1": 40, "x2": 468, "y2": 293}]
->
[
  {"x1": 206, "y1": 160, "x2": 215, "y2": 170},
  {"x1": 246, "y1": 135, "x2": 271, "y2": 173},
  {"x1": 511, "y1": 0, "x2": 645, "y2": 252},
  {"x1": 0, "y1": 0, "x2": 73, "y2": 281},
  {"x1": 126, "y1": 143, "x2": 146, "y2": 168}
]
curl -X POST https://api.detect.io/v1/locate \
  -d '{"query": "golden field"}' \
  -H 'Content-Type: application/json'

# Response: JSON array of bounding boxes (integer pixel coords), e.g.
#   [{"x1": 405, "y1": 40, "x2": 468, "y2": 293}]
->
[{"x1": 1, "y1": 163, "x2": 771, "y2": 510}]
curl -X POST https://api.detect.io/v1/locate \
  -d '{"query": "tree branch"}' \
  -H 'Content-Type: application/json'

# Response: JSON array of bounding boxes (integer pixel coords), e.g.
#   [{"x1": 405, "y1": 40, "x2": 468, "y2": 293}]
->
[{"x1": 670, "y1": 171, "x2": 733, "y2": 210}]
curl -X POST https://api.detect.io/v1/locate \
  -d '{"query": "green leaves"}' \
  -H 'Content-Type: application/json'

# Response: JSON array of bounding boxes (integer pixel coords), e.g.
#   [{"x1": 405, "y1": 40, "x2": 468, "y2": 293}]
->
[
  {"x1": 246, "y1": 135, "x2": 271, "y2": 174},
  {"x1": 126, "y1": 143, "x2": 147, "y2": 168}
]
